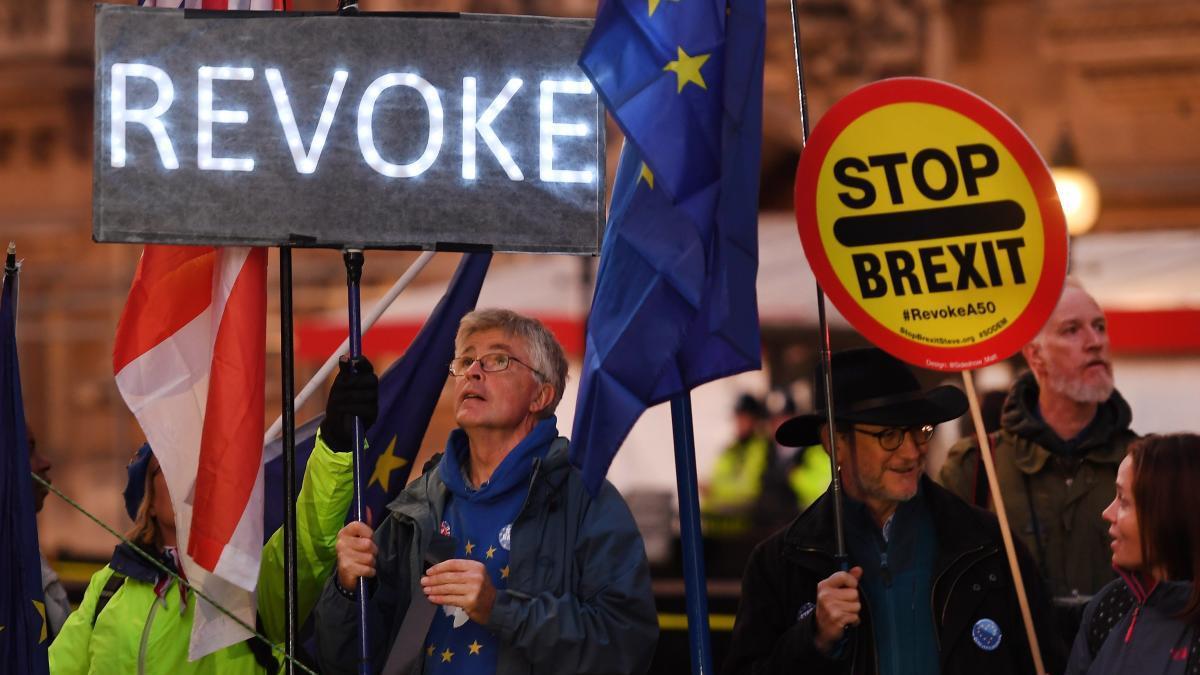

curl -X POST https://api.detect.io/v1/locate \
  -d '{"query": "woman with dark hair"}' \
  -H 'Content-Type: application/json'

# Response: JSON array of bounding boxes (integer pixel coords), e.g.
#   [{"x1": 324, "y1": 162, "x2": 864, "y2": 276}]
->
[{"x1": 1066, "y1": 433, "x2": 1200, "y2": 674}]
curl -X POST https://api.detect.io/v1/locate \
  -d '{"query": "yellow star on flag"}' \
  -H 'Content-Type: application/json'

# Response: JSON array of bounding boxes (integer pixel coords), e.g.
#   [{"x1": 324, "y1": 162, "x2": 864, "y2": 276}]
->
[
  {"x1": 464, "y1": 540, "x2": 475, "y2": 556},
  {"x1": 426, "y1": 644, "x2": 435, "y2": 657},
  {"x1": 639, "y1": 162, "x2": 655, "y2": 189},
  {"x1": 648, "y1": 0, "x2": 660, "y2": 16},
  {"x1": 663, "y1": 46, "x2": 711, "y2": 94},
  {"x1": 468, "y1": 640, "x2": 483, "y2": 655},
  {"x1": 500, "y1": 565, "x2": 510, "y2": 580},
  {"x1": 33, "y1": 600, "x2": 47, "y2": 643},
  {"x1": 368, "y1": 436, "x2": 409, "y2": 493},
  {"x1": 441, "y1": 648, "x2": 455, "y2": 663},
  {"x1": 485, "y1": 545, "x2": 496, "y2": 559}
]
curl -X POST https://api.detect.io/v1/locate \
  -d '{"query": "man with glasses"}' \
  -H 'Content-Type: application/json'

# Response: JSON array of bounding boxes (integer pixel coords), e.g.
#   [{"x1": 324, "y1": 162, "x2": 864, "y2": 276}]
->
[
  {"x1": 313, "y1": 308, "x2": 658, "y2": 675},
  {"x1": 722, "y1": 348, "x2": 1064, "y2": 675}
]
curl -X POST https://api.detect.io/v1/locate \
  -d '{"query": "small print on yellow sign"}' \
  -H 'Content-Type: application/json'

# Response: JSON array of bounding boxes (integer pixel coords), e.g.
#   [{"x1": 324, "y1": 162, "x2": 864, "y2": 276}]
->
[{"x1": 795, "y1": 78, "x2": 1068, "y2": 372}]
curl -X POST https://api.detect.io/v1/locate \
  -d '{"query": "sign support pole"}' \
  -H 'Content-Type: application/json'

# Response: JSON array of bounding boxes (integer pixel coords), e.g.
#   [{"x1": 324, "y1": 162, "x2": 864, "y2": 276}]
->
[
  {"x1": 280, "y1": 246, "x2": 299, "y2": 674},
  {"x1": 343, "y1": 248, "x2": 371, "y2": 675},
  {"x1": 336, "y1": 4, "x2": 366, "y2": 669},
  {"x1": 962, "y1": 370, "x2": 1046, "y2": 674},
  {"x1": 789, "y1": 0, "x2": 848, "y2": 566},
  {"x1": 670, "y1": 393, "x2": 715, "y2": 675}
]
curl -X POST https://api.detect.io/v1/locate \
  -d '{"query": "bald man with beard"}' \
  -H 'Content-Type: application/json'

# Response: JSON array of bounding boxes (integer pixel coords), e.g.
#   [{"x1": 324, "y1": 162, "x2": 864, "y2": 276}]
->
[{"x1": 940, "y1": 280, "x2": 1138, "y2": 638}]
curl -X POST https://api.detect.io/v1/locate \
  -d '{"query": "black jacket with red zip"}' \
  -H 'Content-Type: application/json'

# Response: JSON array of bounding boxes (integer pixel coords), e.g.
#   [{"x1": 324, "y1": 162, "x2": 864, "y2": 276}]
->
[{"x1": 1066, "y1": 569, "x2": 1199, "y2": 674}]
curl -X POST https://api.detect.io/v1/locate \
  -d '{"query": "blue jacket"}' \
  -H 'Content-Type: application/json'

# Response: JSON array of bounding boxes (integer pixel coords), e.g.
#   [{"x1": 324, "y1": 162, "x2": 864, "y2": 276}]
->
[{"x1": 313, "y1": 436, "x2": 659, "y2": 674}]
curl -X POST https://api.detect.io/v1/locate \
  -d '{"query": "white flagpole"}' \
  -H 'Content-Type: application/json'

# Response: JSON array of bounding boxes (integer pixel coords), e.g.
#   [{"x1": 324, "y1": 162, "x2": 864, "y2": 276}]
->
[{"x1": 263, "y1": 251, "x2": 436, "y2": 446}]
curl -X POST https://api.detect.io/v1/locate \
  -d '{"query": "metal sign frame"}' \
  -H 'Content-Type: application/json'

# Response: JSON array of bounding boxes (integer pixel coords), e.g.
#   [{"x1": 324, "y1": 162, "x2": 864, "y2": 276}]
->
[{"x1": 94, "y1": 6, "x2": 606, "y2": 254}]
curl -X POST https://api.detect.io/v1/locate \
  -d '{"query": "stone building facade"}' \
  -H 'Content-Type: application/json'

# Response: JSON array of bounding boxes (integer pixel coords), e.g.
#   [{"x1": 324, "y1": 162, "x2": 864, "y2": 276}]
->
[{"x1": 2, "y1": 0, "x2": 1197, "y2": 558}]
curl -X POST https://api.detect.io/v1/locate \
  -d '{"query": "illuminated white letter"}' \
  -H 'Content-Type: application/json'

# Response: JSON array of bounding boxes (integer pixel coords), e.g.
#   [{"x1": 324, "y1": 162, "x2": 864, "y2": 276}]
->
[
  {"x1": 357, "y1": 73, "x2": 443, "y2": 178},
  {"x1": 266, "y1": 68, "x2": 348, "y2": 175},
  {"x1": 539, "y1": 79, "x2": 594, "y2": 184},
  {"x1": 462, "y1": 77, "x2": 524, "y2": 181},
  {"x1": 198, "y1": 66, "x2": 255, "y2": 172},
  {"x1": 110, "y1": 63, "x2": 178, "y2": 169}
]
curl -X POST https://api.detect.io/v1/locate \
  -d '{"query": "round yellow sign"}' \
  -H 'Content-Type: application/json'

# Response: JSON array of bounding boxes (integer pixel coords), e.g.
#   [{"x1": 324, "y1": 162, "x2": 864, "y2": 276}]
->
[{"x1": 795, "y1": 79, "x2": 1068, "y2": 371}]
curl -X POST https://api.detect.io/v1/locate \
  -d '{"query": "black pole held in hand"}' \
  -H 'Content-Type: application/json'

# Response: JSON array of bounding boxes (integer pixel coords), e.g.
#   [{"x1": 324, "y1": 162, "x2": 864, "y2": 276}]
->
[
  {"x1": 342, "y1": 249, "x2": 371, "y2": 674},
  {"x1": 333, "y1": 2, "x2": 363, "y2": 667},
  {"x1": 788, "y1": 0, "x2": 848, "y2": 570}
]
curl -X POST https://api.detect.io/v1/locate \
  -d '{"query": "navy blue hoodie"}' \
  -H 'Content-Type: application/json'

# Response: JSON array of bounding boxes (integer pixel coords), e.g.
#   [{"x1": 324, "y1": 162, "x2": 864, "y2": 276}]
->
[{"x1": 420, "y1": 417, "x2": 558, "y2": 673}]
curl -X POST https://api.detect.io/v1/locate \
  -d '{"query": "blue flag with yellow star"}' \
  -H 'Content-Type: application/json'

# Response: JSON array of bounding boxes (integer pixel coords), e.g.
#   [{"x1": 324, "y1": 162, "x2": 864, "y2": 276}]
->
[
  {"x1": 0, "y1": 254, "x2": 50, "y2": 674},
  {"x1": 571, "y1": 0, "x2": 765, "y2": 493},
  {"x1": 264, "y1": 252, "x2": 492, "y2": 537}
]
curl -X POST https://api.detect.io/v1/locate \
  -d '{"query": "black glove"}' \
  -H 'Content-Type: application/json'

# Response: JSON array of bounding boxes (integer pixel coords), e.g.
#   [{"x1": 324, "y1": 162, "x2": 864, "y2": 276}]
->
[{"x1": 320, "y1": 356, "x2": 378, "y2": 453}]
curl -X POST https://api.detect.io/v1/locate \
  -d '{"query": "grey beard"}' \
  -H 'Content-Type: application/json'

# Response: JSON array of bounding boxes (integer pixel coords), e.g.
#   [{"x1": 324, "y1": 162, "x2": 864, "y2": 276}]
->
[{"x1": 1047, "y1": 371, "x2": 1114, "y2": 404}]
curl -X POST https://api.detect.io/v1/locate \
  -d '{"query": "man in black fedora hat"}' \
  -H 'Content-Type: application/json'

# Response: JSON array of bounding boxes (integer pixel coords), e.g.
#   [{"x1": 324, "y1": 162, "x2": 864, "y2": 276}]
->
[{"x1": 722, "y1": 348, "x2": 1065, "y2": 675}]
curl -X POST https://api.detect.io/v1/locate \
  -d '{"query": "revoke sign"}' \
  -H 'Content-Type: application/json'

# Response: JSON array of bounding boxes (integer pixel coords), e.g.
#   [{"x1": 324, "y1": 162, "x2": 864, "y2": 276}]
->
[
  {"x1": 795, "y1": 78, "x2": 1068, "y2": 371},
  {"x1": 108, "y1": 65, "x2": 592, "y2": 183},
  {"x1": 94, "y1": 7, "x2": 605, "y2": 253}
]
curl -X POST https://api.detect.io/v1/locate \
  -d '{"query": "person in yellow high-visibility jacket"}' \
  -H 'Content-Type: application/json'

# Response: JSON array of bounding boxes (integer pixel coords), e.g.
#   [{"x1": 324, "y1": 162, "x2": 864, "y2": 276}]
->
[
  {"x1": 702, "y1": 394, "x2": 771, "y2": 553},
  {"x1": 759, "y1": 388, "x2": 831, "y2": 531},
  {"x1": 49, "y1": 440, "x2": 352, "y2": 674}
]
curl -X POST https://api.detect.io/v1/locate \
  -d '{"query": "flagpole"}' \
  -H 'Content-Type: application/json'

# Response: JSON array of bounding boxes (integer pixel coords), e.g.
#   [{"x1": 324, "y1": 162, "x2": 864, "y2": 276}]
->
[
  {"x1": 263, "y1": 250, "x2": 435, "y2": 446},
  {"x1": 5, "y1": 242, "x2": 17, "y2": 323},
  {"x1": 342, "y1": 248, "x2": 371, "y2": 675},
  {"x1": 789, "y1": 0, "x2": 847, "y2": 567},
  {"x1": 338, "y1": 2, "x2": 367, "y2": 666},
  {"x1": 279, "y1": 246, "x2": 299, "y2": 674},
  {"x1": 670, "y1": 393, "x2": 715, "y2": 675}
]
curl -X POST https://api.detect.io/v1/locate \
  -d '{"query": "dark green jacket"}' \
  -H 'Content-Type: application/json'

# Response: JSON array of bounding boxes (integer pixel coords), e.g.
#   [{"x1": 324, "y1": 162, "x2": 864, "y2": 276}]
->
[{"x1": 939, "y1": 372, "x2": 1137, "y2": 599}]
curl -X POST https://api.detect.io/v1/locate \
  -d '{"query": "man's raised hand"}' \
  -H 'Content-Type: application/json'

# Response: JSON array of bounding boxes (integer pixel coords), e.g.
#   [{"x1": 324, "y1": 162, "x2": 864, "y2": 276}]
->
[
  {"x1": 335, "y1": 521, "x2": 377, "y2": 592},
  {"x1": 813, "y1": 566, "x2": 864, "y2": 655}
]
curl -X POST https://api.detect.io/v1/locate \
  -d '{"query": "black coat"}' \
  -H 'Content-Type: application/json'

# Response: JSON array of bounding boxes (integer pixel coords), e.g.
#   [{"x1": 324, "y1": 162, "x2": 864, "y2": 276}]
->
[{"x1": 722, "y1": 477, "x2": 1067, "y2": 675}]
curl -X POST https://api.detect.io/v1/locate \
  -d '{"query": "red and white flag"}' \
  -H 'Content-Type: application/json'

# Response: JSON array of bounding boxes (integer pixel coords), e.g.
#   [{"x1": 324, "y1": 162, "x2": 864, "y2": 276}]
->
[
  {"x1": 125, "y1": 0, "x2": 279, "y2": 659},
  {"x1": 114, "y1": 245, "x2": 267, "y2": 658}
]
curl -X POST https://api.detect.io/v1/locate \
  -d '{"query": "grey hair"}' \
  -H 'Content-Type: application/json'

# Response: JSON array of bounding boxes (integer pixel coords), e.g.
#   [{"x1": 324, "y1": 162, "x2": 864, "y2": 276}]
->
[
  {"x1": 455, "y1": 308, "x2": 568, "y2": 419},
  {"x1": 1028, "y1": 277, "x2": 1091, "y2": 348}
]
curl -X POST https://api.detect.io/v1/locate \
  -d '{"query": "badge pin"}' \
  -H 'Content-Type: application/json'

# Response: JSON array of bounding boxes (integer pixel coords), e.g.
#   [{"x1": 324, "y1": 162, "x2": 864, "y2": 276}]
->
[
  {"x1": 439, "y1": 520, "x2": 451, "y2": 537},
  {"x1": 972, "y1": 618, "x2": 1002, "y2": 651},
  {"x1": 499, "y1": 523, "x2": 512, "y2": 551},
  {"x1": 797, "y1": 602, "x2": 816, "y2": 622}
]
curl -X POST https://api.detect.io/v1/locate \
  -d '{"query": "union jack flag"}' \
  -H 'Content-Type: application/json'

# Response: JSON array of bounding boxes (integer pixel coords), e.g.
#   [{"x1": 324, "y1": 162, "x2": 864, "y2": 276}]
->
[{"x1": 120, "y1": 0, "x2": 278, "y2": 661}]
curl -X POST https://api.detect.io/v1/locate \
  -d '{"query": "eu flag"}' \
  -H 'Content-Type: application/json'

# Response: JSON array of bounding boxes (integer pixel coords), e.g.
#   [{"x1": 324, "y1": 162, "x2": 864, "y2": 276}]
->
[
  {"x1": 264, "y1": 252, "x2": 492, "y2": 536},
  {"x1": 571, "y1": 0, "x2": 765, "y2": 493},
  {"x1": 0, "y1": 251, "x2": 50, "y2": 673}
]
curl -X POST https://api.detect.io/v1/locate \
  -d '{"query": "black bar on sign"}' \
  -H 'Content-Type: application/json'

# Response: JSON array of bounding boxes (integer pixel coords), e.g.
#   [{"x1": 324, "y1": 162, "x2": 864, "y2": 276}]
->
[{"x1": 833, "y1": 200, "x2": 1025, "y2": 247}]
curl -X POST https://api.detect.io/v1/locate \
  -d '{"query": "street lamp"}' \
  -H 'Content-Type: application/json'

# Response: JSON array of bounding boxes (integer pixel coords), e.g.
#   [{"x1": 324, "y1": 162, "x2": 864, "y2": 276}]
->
[{"x1": 1050, "y1": 130, "x2": 1101, "y2": 237}]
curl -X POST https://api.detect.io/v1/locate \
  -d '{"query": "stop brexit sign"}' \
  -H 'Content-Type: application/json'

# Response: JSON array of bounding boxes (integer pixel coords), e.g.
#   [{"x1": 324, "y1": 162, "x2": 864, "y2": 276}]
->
[{"x1": 794, "y1": 78, "x2": 1068, "y2": 371}]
